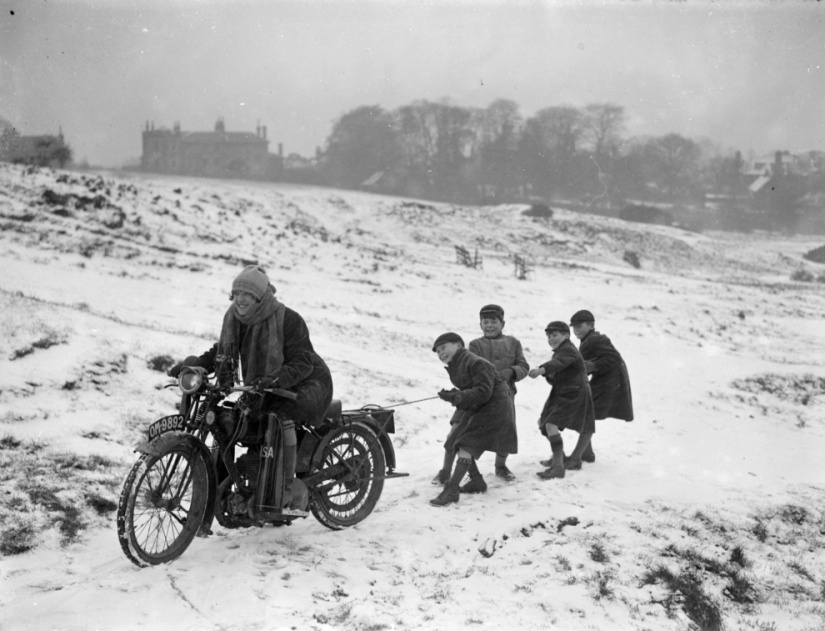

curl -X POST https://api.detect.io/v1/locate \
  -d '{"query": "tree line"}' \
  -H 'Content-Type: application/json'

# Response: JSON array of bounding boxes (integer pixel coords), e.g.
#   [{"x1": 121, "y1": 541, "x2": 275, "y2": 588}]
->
[{"x1": 316, "y1": 99, "x2": 759, "y2": 209}]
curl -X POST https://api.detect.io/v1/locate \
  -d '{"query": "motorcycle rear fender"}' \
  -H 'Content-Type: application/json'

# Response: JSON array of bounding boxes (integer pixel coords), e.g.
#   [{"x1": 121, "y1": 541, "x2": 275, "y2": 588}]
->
[
  {"x1": 134, "y1": 432, "x2": 218, "y2": 535},
  {"x1": 311, "y1": 419, "x2": 398, "y2": 472},
  {"x1": 355, "y1": 414, "x2": 398, "y2": 471}
]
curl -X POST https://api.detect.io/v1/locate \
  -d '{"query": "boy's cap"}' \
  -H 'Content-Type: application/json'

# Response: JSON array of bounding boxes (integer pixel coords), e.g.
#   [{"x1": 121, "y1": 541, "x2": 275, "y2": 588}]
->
[
  {"x1": 570, "y1": 309, "x2": 595, "y2": 325},
  {"x1": 479, "y1": 304, "x2": 504, "y2": 320},
  {"x1": 544, "y1": 321, "x2": 570, "y2": 334},
  {"x1": 432, "y1": 332, "x2": 464, "y2": 351}
]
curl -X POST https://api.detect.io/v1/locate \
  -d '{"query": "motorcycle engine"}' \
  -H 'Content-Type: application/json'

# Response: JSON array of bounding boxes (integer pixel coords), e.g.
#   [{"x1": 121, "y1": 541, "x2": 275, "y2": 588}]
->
[{"x1": 235, "y1": 451, "x2": 261, "y2": 490}]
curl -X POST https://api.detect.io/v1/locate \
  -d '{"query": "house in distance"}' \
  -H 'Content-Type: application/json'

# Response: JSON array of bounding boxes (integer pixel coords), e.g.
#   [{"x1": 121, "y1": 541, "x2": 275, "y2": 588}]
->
[{"x1": 141, "y1": 118, "x2": 284, "y2": 180}]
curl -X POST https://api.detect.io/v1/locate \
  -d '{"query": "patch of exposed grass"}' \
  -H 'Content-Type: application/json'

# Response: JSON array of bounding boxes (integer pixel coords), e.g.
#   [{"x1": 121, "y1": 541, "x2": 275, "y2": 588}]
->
[
  {"x1": 639, "y1": 564, "x2": 723, "y2": 631},
  {"x1": 729, "y1": 545, "x2": 749, "y2": 568},
  {"x1": 0, "y1": 518, "x2": 37, "y2": 555},
  {"x1": 588, "y1": 568, "x2": 616, "y2": 601},
  {"x1": 731, "y1": 373, "x2": 825, "y2": 407},
  {"x1": 0, "y1": 441, "x2": 123, "y2": 554},
  {"x1": 146, "y1": 353, "x2": 176, "y2": 372},
  {"x1": 553, "y1": 554, "x2": 571, "y2": 572},
  {"x1": 779, "y1": 504, "x2": 809, "y2": 526},
  {"x1": 588, "y1": 540, "x2": 610, "y2": 563}
]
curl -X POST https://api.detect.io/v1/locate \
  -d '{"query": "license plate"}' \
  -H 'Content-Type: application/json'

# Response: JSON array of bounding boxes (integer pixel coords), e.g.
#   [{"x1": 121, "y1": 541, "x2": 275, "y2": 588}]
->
[{"x1": 147, "y1": 414, "x2": 186, "y2": 440}]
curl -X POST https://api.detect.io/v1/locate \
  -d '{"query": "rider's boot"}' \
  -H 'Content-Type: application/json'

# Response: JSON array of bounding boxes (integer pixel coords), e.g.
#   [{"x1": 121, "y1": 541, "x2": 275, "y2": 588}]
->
[
  {"x1": 430, "y1": 457, "x2": 471, "y2": 507},
  {"x1": 282, "y1": 419, "x2": 299, "y2": 509}
]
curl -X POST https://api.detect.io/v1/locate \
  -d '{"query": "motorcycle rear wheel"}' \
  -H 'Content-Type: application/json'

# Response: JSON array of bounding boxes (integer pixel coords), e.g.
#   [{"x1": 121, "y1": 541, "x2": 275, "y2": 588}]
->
[
  {"x1": 117, "y1": 444, "x2": 209, "y2": 567},
  {"x1": 309, "y1": 424, "x2": 385, "y2": 530}
]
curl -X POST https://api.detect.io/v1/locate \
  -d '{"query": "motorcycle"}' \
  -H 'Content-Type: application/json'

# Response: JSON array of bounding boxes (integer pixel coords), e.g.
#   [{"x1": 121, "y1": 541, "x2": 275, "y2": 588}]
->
[{"x1": 117, "y1": 354, "x2": 407, "y2": 567}]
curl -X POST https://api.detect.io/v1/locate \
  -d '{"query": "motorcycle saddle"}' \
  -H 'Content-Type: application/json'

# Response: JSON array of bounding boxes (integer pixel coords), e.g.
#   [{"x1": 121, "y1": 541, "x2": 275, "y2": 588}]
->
[{"x1": 324, "y1": 399, "x2": 342, "y2": 420}]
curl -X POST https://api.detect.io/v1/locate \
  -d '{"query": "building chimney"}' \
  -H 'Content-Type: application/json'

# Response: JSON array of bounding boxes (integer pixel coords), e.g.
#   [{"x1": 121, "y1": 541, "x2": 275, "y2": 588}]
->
[
  {"x1": 263, "y1": 126, "x2": 267, "y2": 140},
  {"x1": 278, "y1": 143, "x2": 283, "y2": 157}
]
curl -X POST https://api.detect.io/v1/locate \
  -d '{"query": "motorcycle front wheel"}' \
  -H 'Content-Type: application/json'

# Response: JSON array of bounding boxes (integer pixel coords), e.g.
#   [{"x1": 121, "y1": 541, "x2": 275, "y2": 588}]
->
[
  {"x1": 309, "y1": 424, "x2": 385, "y2": 530},
  {"x1": 117, "y1": 444, "x2": 209, "y2": 567}
]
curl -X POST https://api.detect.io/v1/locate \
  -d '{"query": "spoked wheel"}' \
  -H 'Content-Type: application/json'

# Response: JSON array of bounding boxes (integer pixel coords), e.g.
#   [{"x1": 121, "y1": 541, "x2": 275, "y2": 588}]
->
[
  {"x1": 117, "y1": 444, "x2": 209, "y2": 567},
  {"x1": 309, "y1": 424, "x2": 385, "y2": 530}
]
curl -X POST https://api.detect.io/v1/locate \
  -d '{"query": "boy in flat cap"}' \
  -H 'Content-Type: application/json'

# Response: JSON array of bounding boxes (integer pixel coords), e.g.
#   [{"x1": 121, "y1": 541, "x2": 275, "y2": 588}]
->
[
  {"x1": 467, "y1": 304, "x2": 528, "y2": 483},
  {"x1": 569, "y1": 309, "x2": 634, "y2": 463},
  {"x1": 529, "y1": 321, "x2": 595, "y2": 479},
  {"x1": 430, "y1": 332, "x2": 517, "y2": 506}
]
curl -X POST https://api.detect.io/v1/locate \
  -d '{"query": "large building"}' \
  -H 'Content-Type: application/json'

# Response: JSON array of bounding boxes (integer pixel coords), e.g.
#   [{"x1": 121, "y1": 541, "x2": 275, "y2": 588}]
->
[
  {"x1": 141, "y1": 118, "x2": 282, "y2": 179},
  {"x1": 0, "y1": 126, "x2": 70, "y2": 167}
]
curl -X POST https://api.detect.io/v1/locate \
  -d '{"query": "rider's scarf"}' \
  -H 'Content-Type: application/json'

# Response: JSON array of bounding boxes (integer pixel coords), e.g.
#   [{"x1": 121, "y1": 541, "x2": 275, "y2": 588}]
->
[{"x1": 218, "y1": 290, "x2": 286, "y2": 384}]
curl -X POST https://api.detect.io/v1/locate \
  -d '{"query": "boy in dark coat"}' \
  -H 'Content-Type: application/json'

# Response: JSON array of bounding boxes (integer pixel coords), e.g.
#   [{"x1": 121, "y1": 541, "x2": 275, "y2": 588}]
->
[
  {"x1": 169, "y1": 265, "x2": 333, "y2": 507},
  {"x1": 529, "y1": 321, "x2": 595, "y2": 479},
  {"x1": 570, "y1": 309, "x2": 633, "y2": 463},
  {"x1": 430, "y1": 332, "x2": 517, "y2": 507},
  {"x1": 432, "y1": 304, "x2": 527, "y2": 488}
]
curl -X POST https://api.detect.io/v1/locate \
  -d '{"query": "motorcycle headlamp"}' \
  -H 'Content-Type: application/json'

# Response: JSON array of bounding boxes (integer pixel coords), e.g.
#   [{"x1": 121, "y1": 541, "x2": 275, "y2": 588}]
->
[{"x1": 179, "y1": 367, "x2": 204, "y2": 394}]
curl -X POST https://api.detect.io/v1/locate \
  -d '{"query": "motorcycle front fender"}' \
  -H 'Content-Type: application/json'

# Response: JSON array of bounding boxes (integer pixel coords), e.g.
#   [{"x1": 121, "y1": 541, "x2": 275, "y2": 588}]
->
[{"x1": 134, "y1": 432, "x2": 218, "y2": 535}]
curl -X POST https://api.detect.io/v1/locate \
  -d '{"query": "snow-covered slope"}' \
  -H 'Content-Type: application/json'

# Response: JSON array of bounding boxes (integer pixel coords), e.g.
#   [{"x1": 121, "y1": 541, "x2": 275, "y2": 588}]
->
[{"x1": 1, "y1": 163, "x2": 824, "y2": 631}]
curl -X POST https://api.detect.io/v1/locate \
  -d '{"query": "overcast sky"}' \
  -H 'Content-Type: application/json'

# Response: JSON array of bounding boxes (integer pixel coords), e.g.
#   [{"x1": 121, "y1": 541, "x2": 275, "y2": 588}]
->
[{"x1": 1, "y1": 0, "x2": 823, "y2": 167}]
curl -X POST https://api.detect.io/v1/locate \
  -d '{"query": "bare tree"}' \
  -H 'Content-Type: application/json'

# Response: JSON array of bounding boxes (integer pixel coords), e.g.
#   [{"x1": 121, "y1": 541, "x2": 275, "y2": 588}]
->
[{"x1": 583, "y1": 103, "x2": 625, "y2": 159}]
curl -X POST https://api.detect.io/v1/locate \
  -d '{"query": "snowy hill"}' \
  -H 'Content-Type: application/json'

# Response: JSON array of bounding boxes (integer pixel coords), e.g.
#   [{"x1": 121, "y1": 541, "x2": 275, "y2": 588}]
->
[{"x1": 1, "y1": 162, "x2": 825, "y2": 631}]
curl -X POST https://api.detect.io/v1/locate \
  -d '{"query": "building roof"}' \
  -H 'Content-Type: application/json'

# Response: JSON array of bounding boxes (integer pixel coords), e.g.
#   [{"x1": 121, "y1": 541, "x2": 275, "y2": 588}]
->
[{"x1": 180, "y1": 132, "x2": 267, "y2": 145}]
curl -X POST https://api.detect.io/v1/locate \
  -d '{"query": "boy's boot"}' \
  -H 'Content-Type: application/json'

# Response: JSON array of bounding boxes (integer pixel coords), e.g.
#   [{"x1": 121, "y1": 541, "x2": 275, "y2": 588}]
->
[
  {"x1": 430, "y1": 457, "x2": 471, "y2": 506},
  {"x1": 460, "y1": 458, "x2": 487, "y2": 494},
  {"x1": 582, "y1": 440, "x2": 596, "y2": 463},
  {"x1": 564, "y1": 432, "x2": 593, "y2": 470},
  {"x1": 494, "y1": 452, "x2": 516, "y2": 481},
  {"x1": 537, "y1": 435, "x2": 565, "y2": 480},
  {"x1": 432, "y1": 448, "x2": 456, "y2": 485}
]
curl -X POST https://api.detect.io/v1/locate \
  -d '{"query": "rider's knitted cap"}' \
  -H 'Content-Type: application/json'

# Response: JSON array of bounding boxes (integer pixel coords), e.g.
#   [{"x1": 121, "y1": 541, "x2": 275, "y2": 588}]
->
[
  {"x1": 432, "y1": 332, "x2": 464, "y2": 352},
  {"x1": 544, "y1": 321, "x2": 570, "y2": 335},
  {"x1": 479, "y1": 304, "x2": 504, "y2": 320},
  {"x1": 569, "y1": 309, "x2": 595, "y2": 325},
  {"x1": 231, "y1": 265, "x2": 270, "y2": 301}
]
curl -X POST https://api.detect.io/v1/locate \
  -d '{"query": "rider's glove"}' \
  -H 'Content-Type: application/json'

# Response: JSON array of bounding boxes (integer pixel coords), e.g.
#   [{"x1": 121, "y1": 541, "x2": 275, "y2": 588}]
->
[
  {"x1": 257, "y1": 376, "x2": 278, "y2": 390},
  {"x1": 168, "y1": 355, "x2": 202, "y2": 378},
  {"x1": 438, "y1": 388, "x2": 460, "y2": 405}
]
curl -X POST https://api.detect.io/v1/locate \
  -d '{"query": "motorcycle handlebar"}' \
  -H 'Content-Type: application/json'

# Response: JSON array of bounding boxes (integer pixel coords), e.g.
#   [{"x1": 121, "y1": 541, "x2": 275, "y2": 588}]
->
[{"x1": 231, "y1": 385, "x2": 299, "y2": 401}]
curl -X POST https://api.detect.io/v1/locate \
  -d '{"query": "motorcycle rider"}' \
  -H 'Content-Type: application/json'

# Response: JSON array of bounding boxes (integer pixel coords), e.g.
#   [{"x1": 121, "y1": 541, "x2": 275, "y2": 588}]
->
[{"x1": 169, "y1": 265, "x2": 333, "y2": 509}]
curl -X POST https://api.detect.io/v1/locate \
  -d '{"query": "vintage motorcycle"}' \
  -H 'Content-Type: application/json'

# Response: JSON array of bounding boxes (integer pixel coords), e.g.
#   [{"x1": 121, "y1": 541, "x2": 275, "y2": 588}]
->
[{"x1": 117, "y1": 354, "x2": 406, "y2": 567}]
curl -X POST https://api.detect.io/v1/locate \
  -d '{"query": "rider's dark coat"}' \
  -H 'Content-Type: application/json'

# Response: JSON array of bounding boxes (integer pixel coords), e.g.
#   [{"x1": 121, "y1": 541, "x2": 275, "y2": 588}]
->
[
  {"x1": 200, "y1": 306, "x2": 332, "y2": 427},
  {"x1": 443, "y1": 347, "x2": 517, "y2": 459},
  {"x1": 578, "y1": 329, "x2": 634, "y2": 422},
  {"x1": 537, "y1": 338, "x2": 596, "y2": 434}
]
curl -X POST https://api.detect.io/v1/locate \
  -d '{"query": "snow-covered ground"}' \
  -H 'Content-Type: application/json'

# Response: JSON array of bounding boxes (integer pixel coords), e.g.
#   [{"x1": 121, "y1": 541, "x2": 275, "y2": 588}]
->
[{"x1": 1, "y1": 162, "x2": 824, "y2": 630}]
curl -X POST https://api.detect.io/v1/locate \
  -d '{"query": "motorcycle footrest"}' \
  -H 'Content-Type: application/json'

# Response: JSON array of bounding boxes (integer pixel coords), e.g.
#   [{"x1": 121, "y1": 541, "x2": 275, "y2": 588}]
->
[
  {"x1": 384, "y1": 471, "x2": 409, "y2": 479},
  {"x1": 256, "y1": 508, "x2": 309, "y2": 520}
]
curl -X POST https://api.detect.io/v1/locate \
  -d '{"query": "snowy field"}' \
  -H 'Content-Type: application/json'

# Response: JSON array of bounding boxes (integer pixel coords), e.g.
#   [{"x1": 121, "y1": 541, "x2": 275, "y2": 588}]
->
[{"x1": 1, "y1": 162, "x2": 824, "y2": 631}]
